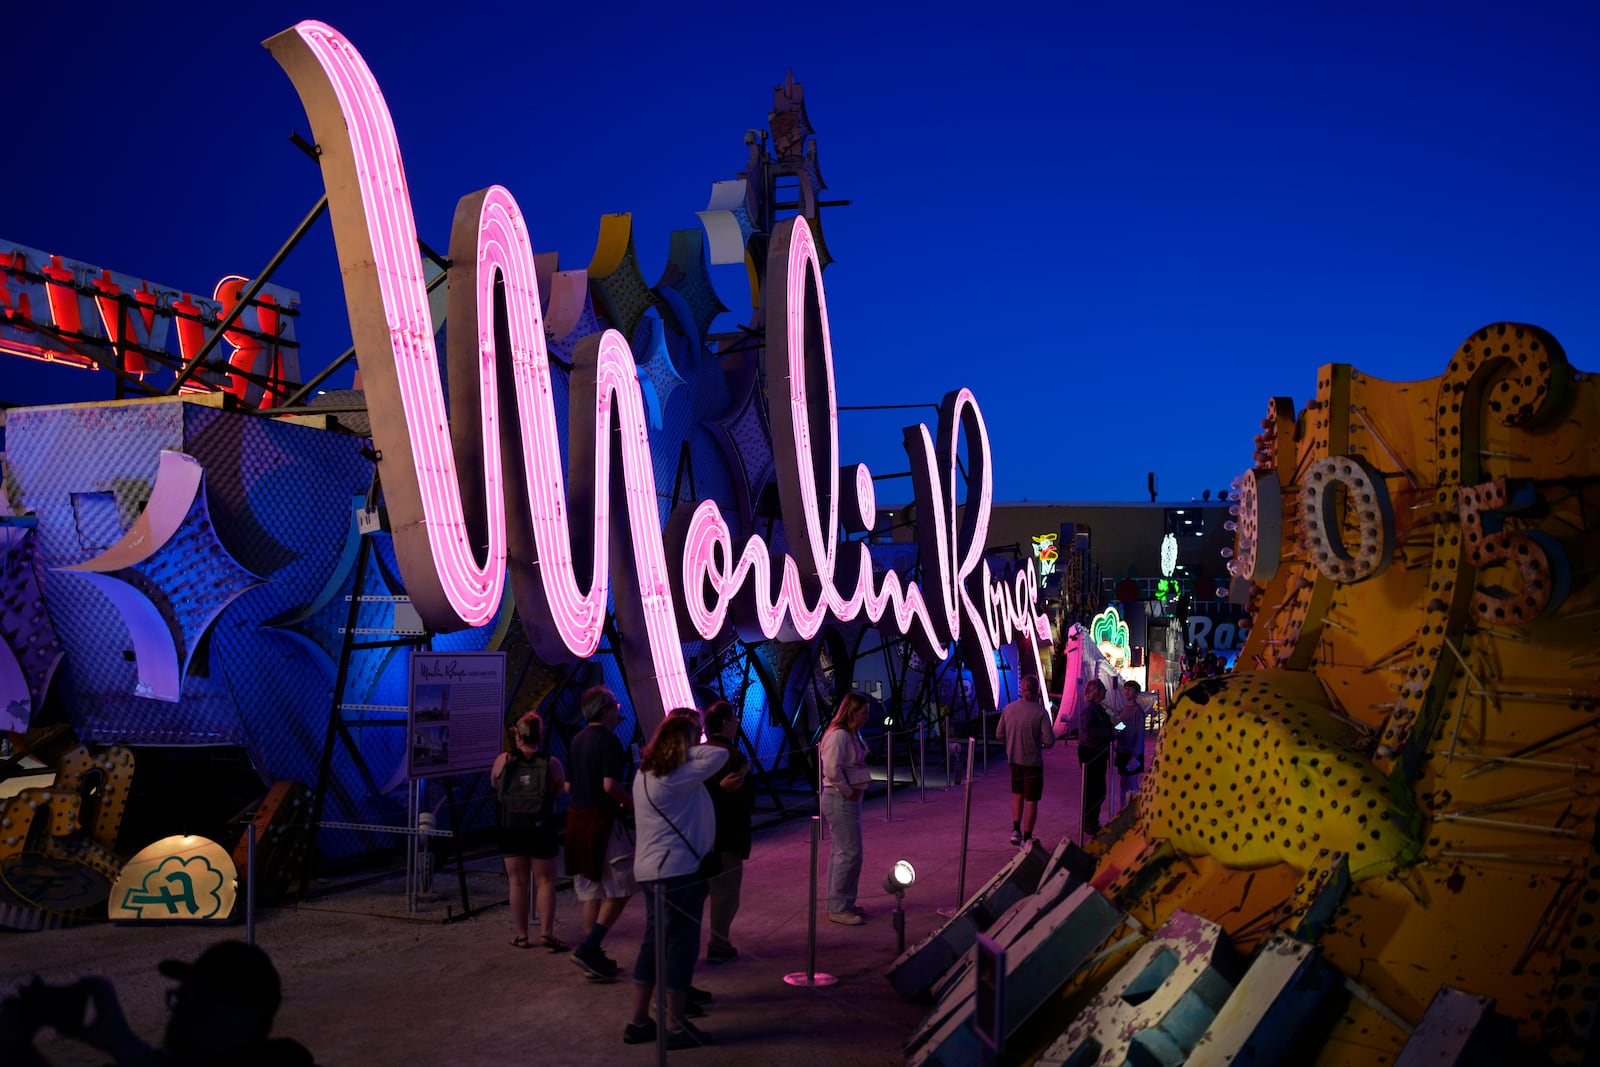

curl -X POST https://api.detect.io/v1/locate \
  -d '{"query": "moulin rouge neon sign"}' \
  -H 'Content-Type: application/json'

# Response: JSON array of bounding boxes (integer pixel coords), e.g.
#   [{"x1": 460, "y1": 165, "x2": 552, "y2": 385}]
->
[{"x1": 267, "y1": 21, "x2": 1051, "y2": 731}]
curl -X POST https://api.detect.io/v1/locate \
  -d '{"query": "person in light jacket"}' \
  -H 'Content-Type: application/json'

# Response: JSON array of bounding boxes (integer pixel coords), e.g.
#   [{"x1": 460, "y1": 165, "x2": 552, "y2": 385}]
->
[
  {"x1": 624, "y1": 713, "x2": 727, "y2": 1049},
  {"x1": 819, "y1": 691, "x2": 872, "y2": 926}
]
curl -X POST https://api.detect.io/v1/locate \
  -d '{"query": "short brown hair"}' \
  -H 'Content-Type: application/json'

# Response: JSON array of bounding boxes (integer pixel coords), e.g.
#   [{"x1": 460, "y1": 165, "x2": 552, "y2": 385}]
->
[
  {"x1": 580, "y1": 685, "x2": 619, "y2": 723},
  {"x1": 704, "y1": 700, "x2": 736, "y2": 736}
]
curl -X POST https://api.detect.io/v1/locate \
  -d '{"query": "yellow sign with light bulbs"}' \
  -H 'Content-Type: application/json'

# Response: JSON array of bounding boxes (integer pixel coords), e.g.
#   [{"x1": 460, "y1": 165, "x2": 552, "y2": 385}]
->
[{"x1": 1096, "y1": 322, "x2": 1600, "y2": 1063}]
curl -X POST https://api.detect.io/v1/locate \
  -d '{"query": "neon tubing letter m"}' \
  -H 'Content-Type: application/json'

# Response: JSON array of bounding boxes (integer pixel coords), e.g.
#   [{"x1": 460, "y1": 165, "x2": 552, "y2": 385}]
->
[{"x1": 265, "y1": 21, "x2": 695, "y2": 727}]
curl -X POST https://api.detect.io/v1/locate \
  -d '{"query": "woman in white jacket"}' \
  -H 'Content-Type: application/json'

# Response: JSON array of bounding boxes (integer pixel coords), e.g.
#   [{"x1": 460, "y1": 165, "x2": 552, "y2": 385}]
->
[
  {"x1": 819, "y1": 691, "x2": 872, "y2": 925},
  {"x1": 624, "y1": 713, "x2": 727, "y2": 1049}
]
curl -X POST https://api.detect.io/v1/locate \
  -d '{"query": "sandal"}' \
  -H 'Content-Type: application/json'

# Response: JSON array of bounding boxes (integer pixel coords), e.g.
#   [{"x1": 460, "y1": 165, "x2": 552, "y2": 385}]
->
[
  {"x1": 510, "y1": 935, "x2": 531, "y2": 949},
  {"x1": 541, "y1": 934, "x2": 569, "y2": 953}
]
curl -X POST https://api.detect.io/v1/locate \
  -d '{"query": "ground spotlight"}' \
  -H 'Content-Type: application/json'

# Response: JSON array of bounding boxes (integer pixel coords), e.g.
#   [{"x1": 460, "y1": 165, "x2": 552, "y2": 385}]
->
[
  {"x1": 882, "y1": 859, "x2": 916, "y2": 897},
  {"x1": 884, "y1": 860, "x2": 915, "y2": 954}
]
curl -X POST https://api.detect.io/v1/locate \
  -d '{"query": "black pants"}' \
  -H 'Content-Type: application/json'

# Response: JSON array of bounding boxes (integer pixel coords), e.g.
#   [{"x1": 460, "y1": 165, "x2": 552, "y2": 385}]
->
[{"x1": 1080, "y1": 752, "x2": 1109, "y2": 832}]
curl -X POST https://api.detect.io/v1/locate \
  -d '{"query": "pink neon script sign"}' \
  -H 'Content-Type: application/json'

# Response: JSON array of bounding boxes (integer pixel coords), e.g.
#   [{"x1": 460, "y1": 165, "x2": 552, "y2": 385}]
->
[{"x1": 267, "y1": 21, "x2": 1052, "y2": 731}]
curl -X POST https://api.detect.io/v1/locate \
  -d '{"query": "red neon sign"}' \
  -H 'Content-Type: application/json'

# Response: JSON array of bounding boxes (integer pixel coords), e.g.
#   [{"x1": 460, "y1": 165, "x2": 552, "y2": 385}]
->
[{"x1": 0, "y1": 244, "x2": 300, "y2": 405}]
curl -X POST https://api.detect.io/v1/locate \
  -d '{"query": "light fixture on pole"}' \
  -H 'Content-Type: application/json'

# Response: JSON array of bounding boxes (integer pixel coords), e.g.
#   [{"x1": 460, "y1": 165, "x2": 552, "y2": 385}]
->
[{"x1": 883, "y1": 860, "x2": 916, "y2": 955}]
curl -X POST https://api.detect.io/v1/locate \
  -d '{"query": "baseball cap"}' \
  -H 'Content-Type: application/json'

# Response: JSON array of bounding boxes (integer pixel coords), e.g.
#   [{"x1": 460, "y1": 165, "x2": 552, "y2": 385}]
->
[{"x1": 158, "y1": 941, "x2": 282, "y2": 1016}]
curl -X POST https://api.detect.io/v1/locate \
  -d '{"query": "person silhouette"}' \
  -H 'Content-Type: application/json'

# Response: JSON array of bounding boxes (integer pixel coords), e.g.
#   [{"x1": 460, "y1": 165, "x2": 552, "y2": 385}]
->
[{"x1": 0, "y1": 939, "x2": 316, "y2": 1066}]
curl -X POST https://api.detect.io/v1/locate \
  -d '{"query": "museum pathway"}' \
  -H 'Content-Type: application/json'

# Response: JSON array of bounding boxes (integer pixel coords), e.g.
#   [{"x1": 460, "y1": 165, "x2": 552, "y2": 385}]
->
[{"x1": 8, "y1": 738, "x2": 1117, "y2": 1066}]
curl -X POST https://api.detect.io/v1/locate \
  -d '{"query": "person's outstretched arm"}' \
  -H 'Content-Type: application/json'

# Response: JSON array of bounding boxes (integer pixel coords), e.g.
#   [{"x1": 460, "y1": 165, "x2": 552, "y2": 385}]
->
[{"x1": 75, "y1": 978, "x2": 158, "y2": 1066}]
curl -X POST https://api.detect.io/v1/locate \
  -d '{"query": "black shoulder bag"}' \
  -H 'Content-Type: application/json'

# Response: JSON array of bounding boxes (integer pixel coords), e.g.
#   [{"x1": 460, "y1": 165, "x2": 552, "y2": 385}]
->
[{"x1": 642, "y1": 775, "x2": 722, "y2": 881}]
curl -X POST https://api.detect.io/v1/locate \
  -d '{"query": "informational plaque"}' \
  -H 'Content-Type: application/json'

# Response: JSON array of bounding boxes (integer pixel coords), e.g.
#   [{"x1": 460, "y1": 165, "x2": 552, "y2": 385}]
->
[{"x1": 407, "y1": 651, "x2": 505, "y2": 780}]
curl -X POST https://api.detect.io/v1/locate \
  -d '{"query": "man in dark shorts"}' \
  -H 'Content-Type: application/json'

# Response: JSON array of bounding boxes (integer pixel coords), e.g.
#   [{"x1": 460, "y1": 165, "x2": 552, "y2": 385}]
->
[
  {"x1": 996, "y1": 675, "x2": 1054, "y2": 846},
  {"x1": 565, "y1": 685, "x2": 636, "y2": 980}
]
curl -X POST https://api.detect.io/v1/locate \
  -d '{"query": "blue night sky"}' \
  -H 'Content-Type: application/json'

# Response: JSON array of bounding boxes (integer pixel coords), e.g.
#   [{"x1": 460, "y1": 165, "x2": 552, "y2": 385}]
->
[{"x1": 4, "y1": 2, "x2": 1597, "y2": 504}]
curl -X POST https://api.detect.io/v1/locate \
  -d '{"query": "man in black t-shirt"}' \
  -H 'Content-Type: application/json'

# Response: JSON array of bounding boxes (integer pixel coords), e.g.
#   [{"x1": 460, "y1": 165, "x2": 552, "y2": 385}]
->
[
  {"x1": 702, "y1": 700, "x2": 752, "y2": 962},
  {"x1": 565, "y1": 686, "x2": 636, "y2": 980}
]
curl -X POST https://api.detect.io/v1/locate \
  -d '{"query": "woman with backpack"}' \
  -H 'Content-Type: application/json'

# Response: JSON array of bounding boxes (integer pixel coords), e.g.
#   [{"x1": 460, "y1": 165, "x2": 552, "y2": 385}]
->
[{"x1": 493, "y1": 711, "x2": 569, "y2": 951}]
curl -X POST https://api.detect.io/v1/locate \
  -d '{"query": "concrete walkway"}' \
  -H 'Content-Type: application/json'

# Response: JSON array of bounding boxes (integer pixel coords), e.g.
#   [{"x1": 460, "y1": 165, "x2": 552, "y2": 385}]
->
[{"x1": 6, "y1": 741, "x2": 1122, "y2": 1066}]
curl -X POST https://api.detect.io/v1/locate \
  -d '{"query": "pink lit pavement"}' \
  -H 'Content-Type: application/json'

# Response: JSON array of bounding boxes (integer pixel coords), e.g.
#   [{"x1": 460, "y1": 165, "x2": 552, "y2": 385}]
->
[{"x1": 8, "y1": 742, "x2": 1115, "y2": 1065}]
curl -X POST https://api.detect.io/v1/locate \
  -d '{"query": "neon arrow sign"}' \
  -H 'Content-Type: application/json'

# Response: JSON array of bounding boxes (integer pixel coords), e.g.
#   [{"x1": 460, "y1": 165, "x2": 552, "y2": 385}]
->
[{"x1": 267, "y1": 21, "x2": 1051, "y2": 731}]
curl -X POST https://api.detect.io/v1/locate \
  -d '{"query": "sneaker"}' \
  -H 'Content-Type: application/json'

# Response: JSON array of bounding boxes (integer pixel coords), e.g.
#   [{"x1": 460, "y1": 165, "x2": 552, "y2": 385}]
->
[
  {"x1": 623, "y1": 1018, "x2": 657, "y2": 1045},
  {"x1": 572, "y1": 942, "x2": 620, "y2": 980},
  {"x1": 828, "y1": 911, "x2": 865, "y2": 926},
  {"x1": 1009, "y1": 829, "x2": 1023, "y2": 846},
  {"x1": 706, "y1": 943, "x2": 739, "y2": 963},
  {"x1": 847, "y1": 904, "x2": 866, "y2": 916},
  {"x1": 664, "y1": 1022, "x2": 714, "y2": 1050},
  {"x1": 687, "y1": 985, "x2": 714, "y2": 1005}
]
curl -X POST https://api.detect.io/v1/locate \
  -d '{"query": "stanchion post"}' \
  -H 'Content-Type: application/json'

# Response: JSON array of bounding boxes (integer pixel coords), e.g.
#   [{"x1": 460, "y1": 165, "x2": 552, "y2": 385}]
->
[
  {"x1": 982, "y1": 707, "x2": 991, "y2": 776},
  {"x1": 654, "y1": 883, "x2": 667, "y2": 1062},
  {"x1": 245, "y1": 822, "x2": 257, "y2": 947},
  {"x1": 784, "y1": 815, "x2": 838, "y2": 987},
  {"x1": 806, "y1": 818, "x2": 818, "y2": 978},
  {"x1": 945, "y1": 716, "x2": 953, "y2": 790},
  {"x1": 405, "y1": 780, "x2": 418, "y2": 913},
  {"x1": 1110, "y1": 759, "x2": 1121, "y2": 822},
  {"x1": 938, "y1": 738, "x2": 977, "y2": 918},
  {"x1": 1078, "y1": 754, "x2": 1088, "y2": 847},
  {"x1": 885, "y1": 726, "x2": 894, "y2": 822},
  {"x1": 920, "y1": 721, "x2": 927, "y2": 803},
  {"x1": 959, "y1": 737, "x2": 975, "y2": 904}
]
